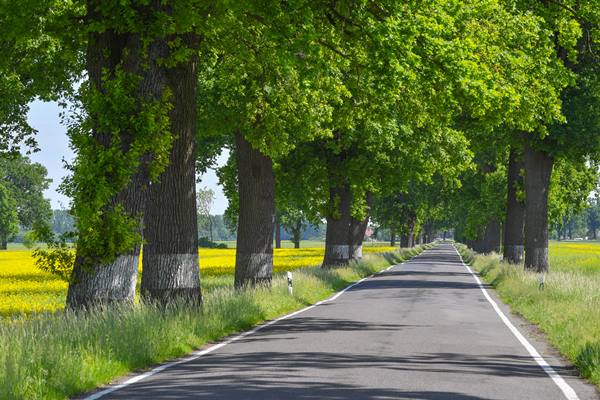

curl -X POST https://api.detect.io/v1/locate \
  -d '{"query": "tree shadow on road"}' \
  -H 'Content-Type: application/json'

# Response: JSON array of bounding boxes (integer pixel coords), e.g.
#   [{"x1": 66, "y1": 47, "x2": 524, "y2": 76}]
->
[{"x1": 106, "y1": 350, "x2": 572, "y2": 400}]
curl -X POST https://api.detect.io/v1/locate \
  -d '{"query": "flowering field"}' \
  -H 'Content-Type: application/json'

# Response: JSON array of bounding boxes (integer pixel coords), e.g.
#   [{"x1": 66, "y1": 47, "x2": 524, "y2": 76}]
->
[
  {"x1": 0, "y1": 245, "x2": 395, "y2": 317},
  {"x1": 545, "y1": 241, "x2": 600, "y2": 274}
]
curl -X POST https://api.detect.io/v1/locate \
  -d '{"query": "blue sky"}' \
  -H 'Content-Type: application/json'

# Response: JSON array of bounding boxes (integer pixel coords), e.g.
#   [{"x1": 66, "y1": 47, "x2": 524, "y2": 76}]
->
[{"x1": 26, "y1": 101, "x2": 229, "y2": 214}]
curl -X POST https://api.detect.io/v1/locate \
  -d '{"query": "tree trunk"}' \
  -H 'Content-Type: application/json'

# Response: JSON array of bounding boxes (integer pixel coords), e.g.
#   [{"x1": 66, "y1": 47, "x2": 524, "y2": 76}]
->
[
  {"x1": 209, "y1": 216, "x2": 213, "y2": 243},
  {"x1": 503, "y1": 147, "x2": 525, "y2": 263},
  {"x1": 390, "y1": 232, "x2": 396, "y2": 247},
  {"x1": 523, "y1": 143, "x2": 554, "y2": 273},
  {"x1": 407, "y1": 216, "x2": 416, "y2": 247},
  {"x1": 400, "y1": 234, "x2": 409, "y2": 248},
  {"x1": 423, "y1": 222, "x2": 433, "y2": 244},
  {"x1": 0, "y1": 239, "x2": 6, "y2": 250},
  {"x1": 141, "y1": 34, "x2": 201, "y2": 305},
  {"x1": 568, "y1": 221, "x2": 573, "y2": 240},
  {"x1": 67, "y1": 3, "x2": 166, "y2": 309},
  {"x1": 349, "y1": 215, "x2": 369, "y2": 261},
  {"x1": 275, "y1": 214, "x2": 281, "y2": 249},
  {"x1": 293, "y1": 221, "x2": 301, "y2": 248},
  {"x1": 472, "y1": 220, "x2": 501, "y2": 253},
  {"x1": 484, "y1": 219, "x2": 502, "y2": 252},
  {"x1": 323, "y1": 186, "x2": 351, "y2": 267},
  {"x1": 234, "y1": 131, "x2": 275, "y2": 288}
]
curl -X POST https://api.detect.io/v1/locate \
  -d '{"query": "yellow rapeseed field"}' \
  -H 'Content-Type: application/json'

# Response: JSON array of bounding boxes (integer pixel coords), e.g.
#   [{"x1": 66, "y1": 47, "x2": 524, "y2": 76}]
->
[
  {"x1": 548, "y1": 241, "x2": 600, "y2": 274},
  {"x1": 0, "y1": 245, "x2": 395, "y2": 317}
]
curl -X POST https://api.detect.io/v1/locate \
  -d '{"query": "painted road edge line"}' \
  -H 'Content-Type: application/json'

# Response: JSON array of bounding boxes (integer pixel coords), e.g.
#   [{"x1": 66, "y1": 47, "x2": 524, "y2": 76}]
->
[
  {"x1": 453, "y1": 245, "x2": 579, "y2": 400},
  {"x1": 83, "y1": 255, "x2": 415, "y2": 400}
]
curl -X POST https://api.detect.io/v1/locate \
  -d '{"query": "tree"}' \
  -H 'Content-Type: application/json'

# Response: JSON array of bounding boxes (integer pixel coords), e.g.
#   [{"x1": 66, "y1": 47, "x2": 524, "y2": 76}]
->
[
  {"x1": 54, "y1": 1, "x2": 206, "y2": 309},
  {"x1": 548, "y1": 158, "x2": 598, "y2": 239},
  {"x1": 503, "y1": 147, "x2": 525, "y2": 263},
  {"x1": 519, "y1": 0, "x2": 600, "y2": 272},
  {"x1": 587, "y1": 198, "x2": 600, "y2": 239},
  {"x1": 140, "y1": 32, "x2": 203, "y2": 305},
  {"x1": 199, "y1": 4, "x2": 341, "y2": 288},
  {"x1": 51, "y1": 210, "x2": 75, "y2": 237},
  {"x1": 0, "y1": 0, "x2": 80, "y2": 154},
  {"x1": 197, "y1": 187, "x2": 215, "y2": 242},
  {"x1": 0, "y1": 154, "x2": 52, "y2": 247},
  {"x1": 371, "y1": 194, "x2": 417, "y2": 249},
  {"x1": 280, "y1": 208, "x2": 308, "y2": 249},
  {"x1": 0, "y1": 183, "x2": 18, "y2": 249}
]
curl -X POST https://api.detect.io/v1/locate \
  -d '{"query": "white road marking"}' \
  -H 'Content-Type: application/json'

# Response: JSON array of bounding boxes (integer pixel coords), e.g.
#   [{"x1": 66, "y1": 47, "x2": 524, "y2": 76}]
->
[
  {"x1": 83, "y1": 258, "x2": 409, "y2": 399},
  {"x1": 453, "y1": 245, "x2": 580, "y2": 400}
]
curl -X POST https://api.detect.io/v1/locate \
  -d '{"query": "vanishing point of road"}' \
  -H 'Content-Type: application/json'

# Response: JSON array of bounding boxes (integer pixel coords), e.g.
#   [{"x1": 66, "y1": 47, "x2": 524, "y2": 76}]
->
[{"x1": 87, "y1": 243, "x2": 599, "y2": 400}]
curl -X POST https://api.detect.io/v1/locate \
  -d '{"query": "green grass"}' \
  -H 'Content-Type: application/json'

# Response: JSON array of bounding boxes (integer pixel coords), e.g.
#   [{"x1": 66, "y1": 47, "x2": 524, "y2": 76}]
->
[
  {"x1": 0, "y1": 245, "x2": 429, "y2": 400},
  {"x1": 457, "y1": 242, "x2": 600, "y2": 387}
]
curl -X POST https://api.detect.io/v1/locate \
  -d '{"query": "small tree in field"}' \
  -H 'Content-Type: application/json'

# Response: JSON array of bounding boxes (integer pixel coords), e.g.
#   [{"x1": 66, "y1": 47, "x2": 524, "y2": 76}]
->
[
  {"x1": 280, "y1": 208, "x2": 308, "y2": 249},
  {"x1": 197, "y1": 187, "x2": 215, "y2": 242}
]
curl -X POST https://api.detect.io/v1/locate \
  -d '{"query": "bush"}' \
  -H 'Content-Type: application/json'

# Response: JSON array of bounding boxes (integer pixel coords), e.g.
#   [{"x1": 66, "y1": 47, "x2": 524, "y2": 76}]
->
[{"x1": 198, "y1": 237, "x2": 227, "y2": 248}]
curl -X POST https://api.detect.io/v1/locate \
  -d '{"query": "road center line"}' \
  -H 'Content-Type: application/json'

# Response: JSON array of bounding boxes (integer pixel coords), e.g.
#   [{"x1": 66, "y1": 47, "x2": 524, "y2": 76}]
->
[{"x1": 453, "y1": 245, "x2": 580, "y2": 400}]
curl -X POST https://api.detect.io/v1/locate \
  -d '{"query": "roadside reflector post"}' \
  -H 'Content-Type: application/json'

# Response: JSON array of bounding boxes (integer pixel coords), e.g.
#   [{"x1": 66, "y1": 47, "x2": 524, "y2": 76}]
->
[
  {"x1": 538, "y1": 274, "x2": 545, "y2": 291},
  {"x1": 287, "y1": 271, "x2": 293, "y2": 295}
]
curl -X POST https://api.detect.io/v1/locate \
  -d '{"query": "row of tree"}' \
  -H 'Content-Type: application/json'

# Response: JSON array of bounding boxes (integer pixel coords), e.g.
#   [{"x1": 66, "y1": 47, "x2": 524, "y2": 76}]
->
[
  {"x1": 552, "y1": 197, "x2": 600, "y2": 240},
  {"x1": 1, "y1": 1, "x2": 597, "y2": 310},
  {"x1": 0, "y1": 155, "x2": 52, "y2": 248}
]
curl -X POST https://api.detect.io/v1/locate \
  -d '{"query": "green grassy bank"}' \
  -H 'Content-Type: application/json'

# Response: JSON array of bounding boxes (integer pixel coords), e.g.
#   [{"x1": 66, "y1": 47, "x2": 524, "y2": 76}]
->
[
  {"x1": 457, "y1": 243, "x2": 600, "y2": 388},
  {"x1": 0, "y1": 245, "x2": 430, "y2": 400}
]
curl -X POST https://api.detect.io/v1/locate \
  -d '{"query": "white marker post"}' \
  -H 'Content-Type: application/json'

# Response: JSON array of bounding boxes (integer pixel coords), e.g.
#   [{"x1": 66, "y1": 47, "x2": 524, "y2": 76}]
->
[{"x1": 287, "y1": 271, "x2": 293, "y2": 295}]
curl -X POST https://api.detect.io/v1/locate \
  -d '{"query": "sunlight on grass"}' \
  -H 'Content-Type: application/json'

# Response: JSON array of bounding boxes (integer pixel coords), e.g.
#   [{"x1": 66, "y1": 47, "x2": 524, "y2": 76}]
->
[
  {"x1": 458, "y1": 241, "x2": 600, "y2": 387},
  {"x1": 0, "y1": 246, "x2": 425, "y2": 400}
]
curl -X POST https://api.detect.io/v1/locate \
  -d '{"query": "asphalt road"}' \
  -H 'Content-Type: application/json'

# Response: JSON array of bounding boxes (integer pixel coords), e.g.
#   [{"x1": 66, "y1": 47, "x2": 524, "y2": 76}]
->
[{"x1": 92, "y1": 243, "x2": 598, "y2": 400}]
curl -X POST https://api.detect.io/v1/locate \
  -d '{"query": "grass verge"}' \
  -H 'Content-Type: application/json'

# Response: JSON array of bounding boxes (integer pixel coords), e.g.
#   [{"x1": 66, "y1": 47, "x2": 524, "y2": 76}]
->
[
  {"x1": 456, "y1": 244, "x2": 600, "y2": 388},
  {"x1": 0, "y1": 245, "x2": 430, "y2": 400}
]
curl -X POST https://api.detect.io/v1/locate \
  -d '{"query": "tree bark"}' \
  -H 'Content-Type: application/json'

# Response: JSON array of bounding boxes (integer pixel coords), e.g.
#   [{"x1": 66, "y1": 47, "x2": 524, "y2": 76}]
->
[
  {"x1": 503, "y1": 147, "x2": 525, "y2": 263},
  {"x1": 234, "y1": 131, "x2": 275, "y2": 288},
  {"x1": 568, "y1": 220, "x2": 573, "y2": 240},
  {"x1": 471, "y1": 220, "x2": 501, "y2": 253},
  {"x1": 323, "y1": 186, "x2": 351, "y2": 267},
  {"x1": 390, "y1": 232, "x2": 396, "y2": 247},
  {"x1": 292, "y1": 221, "x2": 301, "y2": 249},
  {"x1": 484, "y1": 219, "x2": 502, "y2": 252},
  {"x1": 349, "y1": 215, "x2": 369, "y2": 261},
  {"x1": 141, "y1": 33, "x2": 201, "y2": 305},
  {"x1": 523, "y1": 142, "x2": 554, "y2": 272},
  {"x1": 67, "y1": 2, "x2": 166, "y2": 309},
  {"x1": 407, "y1": 216, "x2": 416, "y2": 247},
  {"x1": 0, "y1": 239, "x2": 6, "y2": 250},
  {"x1": 400, "y1": 234, "x2": 409, "y2": 248},
  {"x1": 274, "y1": 214, "x2": 281, "y2": 249},
  {"x1": 424, "y1": 222, "x2": 435, "y2": 244}
]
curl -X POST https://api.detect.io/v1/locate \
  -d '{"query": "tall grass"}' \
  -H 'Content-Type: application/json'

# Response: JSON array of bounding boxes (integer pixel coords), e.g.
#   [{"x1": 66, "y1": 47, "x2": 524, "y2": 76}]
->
[
  {"x1": 0, "y1": 246, "x2": 426, "y2": 400},
  {"x1": 457, "y1": 244, "x2": 600, "y2": 387}
]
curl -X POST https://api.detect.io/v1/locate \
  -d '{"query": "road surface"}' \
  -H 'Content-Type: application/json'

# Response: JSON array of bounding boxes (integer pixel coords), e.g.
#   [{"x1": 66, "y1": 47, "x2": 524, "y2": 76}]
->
[{"x1": 89, "y1": 243, "x2": 598, "y2": 400}]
